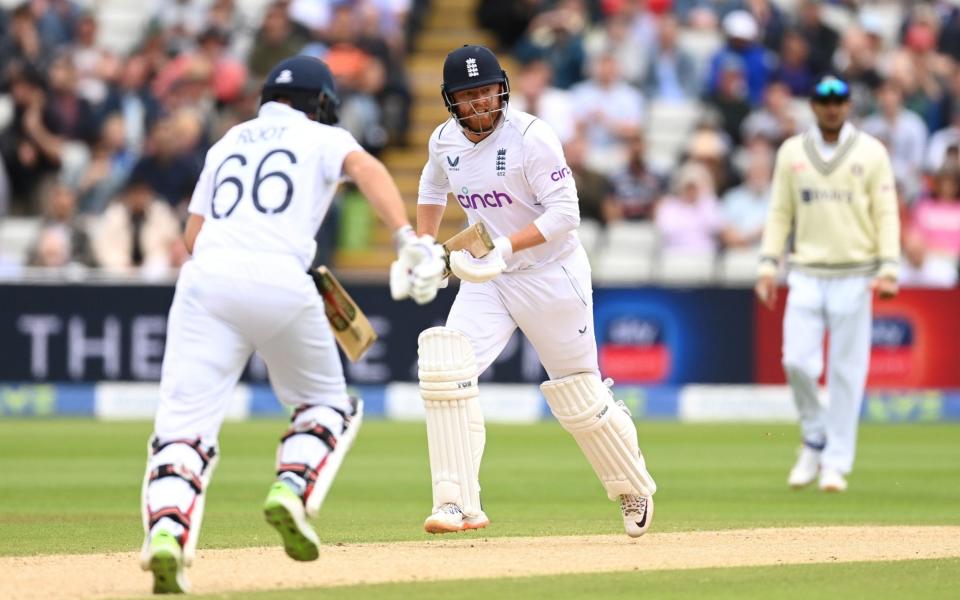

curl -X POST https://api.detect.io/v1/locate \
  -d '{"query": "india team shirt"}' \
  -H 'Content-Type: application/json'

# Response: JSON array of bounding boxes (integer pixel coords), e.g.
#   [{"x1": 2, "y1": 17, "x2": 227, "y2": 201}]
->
[
  {"x1": 188, "y1": 102, "x2": 362, "y2": 269},
  {"x1": 418, "y1": 107, "x2": 581, "y2": 271}
]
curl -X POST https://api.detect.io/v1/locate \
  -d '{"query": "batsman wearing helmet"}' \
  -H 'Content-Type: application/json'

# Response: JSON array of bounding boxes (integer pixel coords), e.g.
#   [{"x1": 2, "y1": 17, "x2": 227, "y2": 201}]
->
[
  {"x1": 756, "y1": 76, "x2": 900, "y2": 493},
  {"x1": 415, "y1": 45, "x2": 656, "y2": 538},
  {"x1": 138, "y1": 55, "x2": 446, "y2": 593}
]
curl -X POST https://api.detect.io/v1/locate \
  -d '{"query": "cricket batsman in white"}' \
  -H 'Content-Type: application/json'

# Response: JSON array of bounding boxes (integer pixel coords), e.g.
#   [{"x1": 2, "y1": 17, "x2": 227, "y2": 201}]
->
[
  {"x1": 138, "y1": 55, "x2": 446, "y2": 593},
  {"x1": 756, "y1": 76, "x2": 900, "y2": 493},
  {"x1": 415, "y1": 45, "x2": 656, "y2": 538}
]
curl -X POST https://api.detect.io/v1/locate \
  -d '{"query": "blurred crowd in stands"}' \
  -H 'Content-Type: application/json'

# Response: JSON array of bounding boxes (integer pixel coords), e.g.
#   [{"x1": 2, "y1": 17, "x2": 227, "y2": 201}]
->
[
  {"x1": 1, "y1": 0, "x2": 959, "y2": 288},
  {"x1": 0, "y1": 0, "x2": 422, "y2": 275},
  {"x1": 484, "y1": 0, "x2": 960, "y2": 287}
]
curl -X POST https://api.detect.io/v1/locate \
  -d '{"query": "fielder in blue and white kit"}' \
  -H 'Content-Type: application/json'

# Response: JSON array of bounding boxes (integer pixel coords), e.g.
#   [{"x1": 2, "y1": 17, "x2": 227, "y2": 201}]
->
[
  {"x1": 138, "y1": 56, "x2": 446, "y2": 594},
  {"x1": 415, "y1": 45, "x2": 657, "y2": 538}
]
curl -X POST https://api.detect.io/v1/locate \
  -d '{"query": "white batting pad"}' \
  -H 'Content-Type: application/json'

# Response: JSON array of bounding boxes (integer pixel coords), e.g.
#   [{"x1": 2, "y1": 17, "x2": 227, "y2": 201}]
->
[
  {"x1": 419, "y1": 327, "x2": 485, "y2": 517},
  {"x1": 139, "y1": 440, "x2": 219, "y2": 567},
  {"x1": 541, "y1": 373, "x2": 656, "y2": 499}
]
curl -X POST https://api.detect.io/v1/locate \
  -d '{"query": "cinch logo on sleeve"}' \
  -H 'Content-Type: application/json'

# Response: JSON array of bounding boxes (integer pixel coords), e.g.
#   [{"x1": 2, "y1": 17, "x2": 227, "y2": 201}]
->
[
  {"x1": 456, "y1": 187, "x2": 514, "y2": 209},
  {"x1": 550, "y1": 166, "x2": 571, "y2": 181}
]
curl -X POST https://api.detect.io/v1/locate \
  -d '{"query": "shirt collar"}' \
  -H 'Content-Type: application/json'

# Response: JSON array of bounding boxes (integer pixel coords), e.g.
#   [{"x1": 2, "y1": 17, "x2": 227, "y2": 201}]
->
[
  {"x1": 258, "y1": 101, "x2": 310, "y2": 120},
  {"x1": 810, "y1": 121, "x2": 855, "y2": 147}
]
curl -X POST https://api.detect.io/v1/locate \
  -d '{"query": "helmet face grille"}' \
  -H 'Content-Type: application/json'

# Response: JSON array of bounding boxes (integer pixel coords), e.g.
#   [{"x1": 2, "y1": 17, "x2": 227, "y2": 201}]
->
[{"x1": 444, "y1": 84, "x2": 510, "y2": 134}]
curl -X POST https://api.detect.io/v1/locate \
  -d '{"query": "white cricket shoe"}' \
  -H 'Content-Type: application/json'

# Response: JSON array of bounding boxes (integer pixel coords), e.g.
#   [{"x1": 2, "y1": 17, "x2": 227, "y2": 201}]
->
[
  {"x1": 788, "y1": 446, "x2": 821, "y2": 489},
  {"x1": 423, "y1": 503, "x2": 490, "y2": 534},
  {"x1": 819, "y1": 469, "x2": 848, "y2": 492},
  {"x1": 620, "y1": 494, "x2": 653, "y2": 538}
]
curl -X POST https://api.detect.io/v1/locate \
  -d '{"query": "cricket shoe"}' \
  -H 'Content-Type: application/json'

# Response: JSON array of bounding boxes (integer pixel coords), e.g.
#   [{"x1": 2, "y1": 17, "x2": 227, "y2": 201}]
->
[
  {"x1": 141, "y1": 530, "x2": 189, "y2": 594},
  {"x1": 620, "y1": 494, "x2": 654, "y2": 538},
  {"x1": 263, "y1": 481, "x2": 320, "y2": 561},
  {"x1": 423, "y1": 503, "x2": 490, "y2": 534},
  {"x1": 819, "y1": 468, "x2": 848, "y2": 493},
  {"x1": 788, "y1": 446, "x2": 821, "y2": 489}
]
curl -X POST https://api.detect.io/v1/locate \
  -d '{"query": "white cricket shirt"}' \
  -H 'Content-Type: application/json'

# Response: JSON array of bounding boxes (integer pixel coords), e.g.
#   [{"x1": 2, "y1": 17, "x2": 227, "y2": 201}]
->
[
  {"x1": 188, "y1": 102, "x2": 362, "y2": 269},
  {"x1": 418, "y1": 107, "x2": 582, "y2": 271}
]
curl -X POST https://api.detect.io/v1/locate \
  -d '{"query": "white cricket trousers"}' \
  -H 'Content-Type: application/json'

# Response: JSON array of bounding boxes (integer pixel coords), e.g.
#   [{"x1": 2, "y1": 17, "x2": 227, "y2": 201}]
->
[
  {"x1": 782, "y1": 270, "x2": 873, "y2": 474},
  {"x1": 447, "y1": 245, "x2": 599, "y2": 379},
  {"x1": 155, "y1": 252, "x2": 350, "y2": 443}
]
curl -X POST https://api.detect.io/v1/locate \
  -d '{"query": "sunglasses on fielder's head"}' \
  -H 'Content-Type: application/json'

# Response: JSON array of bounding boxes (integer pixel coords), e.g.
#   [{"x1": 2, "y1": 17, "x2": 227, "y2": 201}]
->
[{"x1": 812, "y1": 77, "x2": 850, "y2": 103}]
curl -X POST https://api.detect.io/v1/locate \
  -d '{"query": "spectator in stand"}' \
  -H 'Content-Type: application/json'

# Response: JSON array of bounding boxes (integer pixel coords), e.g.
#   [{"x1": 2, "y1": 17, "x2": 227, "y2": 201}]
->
[
  {"x1": 510, "y1": 58, "x2": 575, "y2": 144},
  {"x1": 247, "y1": 1, "x2": 310, "y2": 79},
  {"x1": 33, "y1": 0, "x2": 83, "y2": 49},
  {"x1": 570, "y1": 52, "x2": 645, "y2": 176},
  {"x1": 564, "y1": 134, "x2": 616, "y2": 225},
  {"x1": 927, "y1": 104, "x2": 960, "y2": 174},
  {"x1": 196, "y1": 26, "x2": 248, "y2": 106},
  {"x1": 685, "y1": 125, "x2": 737, "y2": 195},
  {"x1": 27, "y1": 183, "x2": 95, "y2": 267},
  {"x1": 64, "y1": 113, "x2": 135, "y2": 215},
  {"x1": 99, "y1": 54, "x2": 163, "y2": 156},
  {"x1": 910, "y1": 166, "x2": 960, "y2": 260},
  {"x1": 46, "y1": 52, "x2": 96, "y2": 143},
  {"x1": 513, "y1": 0, "x2": 588, "y2": 89},
  {"x1": 745, "y1": 0, "x2": 787, "y2": 53},
  {"x1": 795, "y1": 0, "x2": 838, "y2": 77},
  {"x1": 150, "y1": 0, "x2": 209, "y2": 55},
  {"x1": 0, "y1": 62, "x2": 66, "y2": 214},
  {"x1": 741, "y1": 80, "x2": 800, "y2": 147},
  {"x1": 0, "y1": 4, "x2": 54, "y2": 72},
  {"x1": 772, "y1": 29, "x2": 815, "y2": 98},
  {"x1": 206, "y1": 0, "x2": 255, "y2": 59},
  {"x1": 898, "y1": 229, "x2": 958, "y2": 288},
  {"x1": 720, "y1": 146, "x2": 772, "y2": 249},
  {"x1": 706, "y1": 55, "x2": 752, "y2": 147},
  {"x1": 609, "y1": 131, "x2": 664, "y2": 221},
  {"x1": 584, "y1": 10, "x2": 649, "y2": 87},
  {"x1": 92, "y1": 170, "x2": 180, "y2": 273},
  {"x1": 642, "y1": 13, "x2": 699, "y2": 101},
  {"x1": 655, "y1": 161, "x2": 722, "y2": 253},
  {"x1": 355, "y1": 3, "x2": 413, "y2": 147},
  {"x1": 706, "y1": 10, "x2": 773, "y2": 107},
  {"x1": 889, "y1": 7, "x2": 949, "y2": 133},
  {"x1": 323, "y1": 5, "x2": 388, "y2": 154},
  {"x1": 937, "y1": 0, "x2": 960, "y2": 63},
  {"x1": 834, "y1": 24, "x2": 883, "y2": 120},
  {"x1": 476, "y1": 0, "x2": 547, "y2": 52},
  {"x1": 129, "y1": 116, "x2": 201, "y2": 210},
  {"x1": 70, "y1": 12, "x2": 116, "y2": 106},
  {"x1": 27, "y1": 183, "x2": 96, "y2": 267},
  {"x1": 861, "y1": 79, "x2": 928, "y2": 202}
]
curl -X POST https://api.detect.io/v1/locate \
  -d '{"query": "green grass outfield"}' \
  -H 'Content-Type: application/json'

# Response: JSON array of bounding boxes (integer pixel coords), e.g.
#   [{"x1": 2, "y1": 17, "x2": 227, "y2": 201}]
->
[
  {"x1": 1, "y1": 420, "x2": 958, "y2": 597},
  {"x1": 179, "y1": 559, "x2": 960, "y2": 600}
]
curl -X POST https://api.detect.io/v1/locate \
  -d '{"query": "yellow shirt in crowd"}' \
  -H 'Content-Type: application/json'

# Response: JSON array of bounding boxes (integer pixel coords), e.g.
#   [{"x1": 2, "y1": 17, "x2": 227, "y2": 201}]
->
[{"x1": 759, "y1": 124, "x2": 900, "y2": 280}]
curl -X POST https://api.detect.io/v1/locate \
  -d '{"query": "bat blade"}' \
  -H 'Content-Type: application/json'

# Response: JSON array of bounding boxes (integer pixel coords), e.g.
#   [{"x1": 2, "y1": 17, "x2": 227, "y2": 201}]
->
[{"x1": 312, "y1": 266, "x2": 377, "y2": 362}]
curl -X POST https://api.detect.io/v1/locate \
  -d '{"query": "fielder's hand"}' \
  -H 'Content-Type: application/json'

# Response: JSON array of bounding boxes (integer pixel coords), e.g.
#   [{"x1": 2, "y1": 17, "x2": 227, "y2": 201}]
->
[
  {"x1": 755, "y1": 275, "x2": 778, "y2": 309},
  {"x1": 871, "y1": 276, "x2": 899, "y2": 300},
  {"x1": 450, "y1": 236, "x2": 511, "y2": 284},
  {"x1": 390, "y1": 226, "x2": 446, "y2": 304}
]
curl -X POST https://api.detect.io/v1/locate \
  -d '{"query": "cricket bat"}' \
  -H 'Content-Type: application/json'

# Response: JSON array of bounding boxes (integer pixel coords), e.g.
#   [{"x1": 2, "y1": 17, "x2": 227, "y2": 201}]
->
[
  {"x1": 441, "y1": 222, "x2": 496, "y2": 277},
  {"x1": 311, "y1": 266, "x2": 377, "y2": 362}
]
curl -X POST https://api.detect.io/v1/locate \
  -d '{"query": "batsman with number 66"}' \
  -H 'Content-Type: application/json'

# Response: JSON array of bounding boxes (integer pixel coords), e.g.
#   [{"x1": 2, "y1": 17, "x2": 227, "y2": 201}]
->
[
  {"x1": 137, "y1": 55, "x2": 447, "y2": 594},
  {"x1": 414, "y1": 45, "x2": 657, "y2": 537}
]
